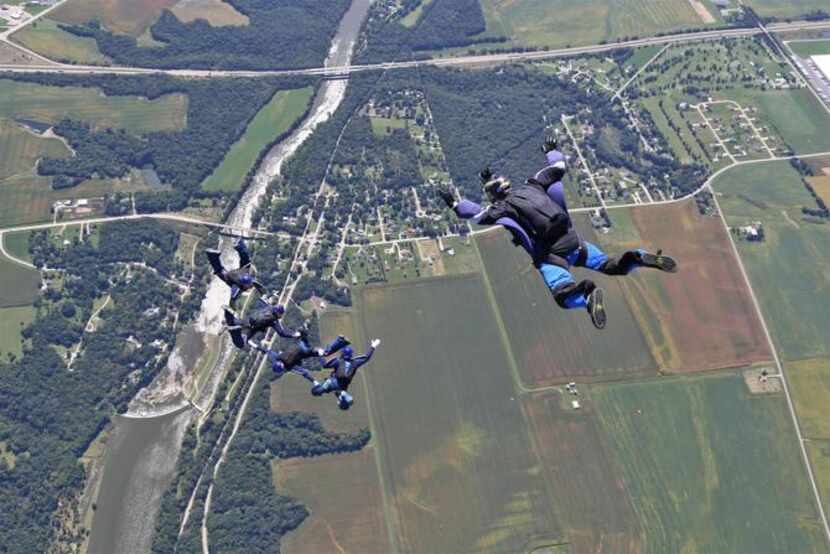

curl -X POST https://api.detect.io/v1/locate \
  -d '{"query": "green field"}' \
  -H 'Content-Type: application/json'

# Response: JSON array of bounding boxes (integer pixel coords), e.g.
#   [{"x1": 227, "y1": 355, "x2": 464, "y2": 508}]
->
[
  {"x1": 789, "y1": 40, "x2": 830, "y2": 57},
  {"x1": 593, "y1": 371, "x2": 828, "y2": 553},
  {"x1": 753, "y1": 90, "x2": 830, "y2": 155},
  {"x1": 0, "y1": 172, "x2": 151, "y2": 228},
  {"x1": 11, "y1": 18, "x2": 111, "y2": 65},
  {"x1": 3, "y1": 231, "x2": 32, "y2": 264},
  {"x1": 0, "y1": 120, "x2": 70, "y2": 181},
  {"x1": 714, "y1": 161, "x2": 830, "y2": 361},
  {"x1": 356, "y1": 275, "x2": 563, "y2": 552},
  {"x1": 0, "y1": 80, "x2": 188, "y2": 133},
  {"x1": 476, "y1": 226, "x2": 657, "y2": 386},
  {"x1": 0, "y1": 305, "x2": 35, "y2": 357},
  {"x1": 0, "y1": 247, "x2": 39, "y2": 308},
  {"x1": 201, "y1": 87, "x2": 312, "y2": 192},
  {"x1": 788, "y1": 358, "x2": 830, "y2": 439},
  {"x1": 745, "y1": 0, "x2": 830, "y2": 19},
  {"x1": 480, "y1": 0, "x2": 715, "y2": 50},
  {"x1": 369, "y1": 116, "x2": 407, "y2": 138}
]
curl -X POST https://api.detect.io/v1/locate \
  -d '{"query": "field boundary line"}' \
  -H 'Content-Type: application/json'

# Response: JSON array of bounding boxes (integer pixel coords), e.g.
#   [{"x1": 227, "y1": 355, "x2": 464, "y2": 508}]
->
[
  {"x1": 709, "y1": 178, "x2": 830, "y2": 544},
  {"x1": 614, "y1": 44, "x2": 669, "y2": 100}
]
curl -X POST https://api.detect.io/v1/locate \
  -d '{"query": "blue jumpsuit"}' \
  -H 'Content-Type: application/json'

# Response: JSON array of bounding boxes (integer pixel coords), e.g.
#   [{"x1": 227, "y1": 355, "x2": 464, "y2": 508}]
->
[
  {"x1": 455, "y1": 150, "x2": 644, "y2": 309},
  {"x1": 312, "y1": 345, "x2": 376, "y2": 410}
]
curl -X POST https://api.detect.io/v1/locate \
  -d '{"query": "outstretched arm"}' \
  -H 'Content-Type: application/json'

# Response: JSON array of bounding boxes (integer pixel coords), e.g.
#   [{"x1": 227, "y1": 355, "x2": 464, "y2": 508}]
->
[
  {"x1": 439, "y1": 188, "x2": 503, "y2": 226},
  {"x1": 352, "y1": 339, "x2": 380, "y2": 370},
  {"x1": 252, "y1": 280, "x2": 267, "y2": 296}
]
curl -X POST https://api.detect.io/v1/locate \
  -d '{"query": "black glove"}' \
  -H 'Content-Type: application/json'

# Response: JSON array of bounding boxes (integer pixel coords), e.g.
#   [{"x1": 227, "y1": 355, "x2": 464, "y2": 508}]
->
[
  {"x1": 542, "y1": 136, "x2": 558, "y2": 153},
  {"x1": 479, "y1": 167, "x2": 493, "y2": 184},
  {"x1": 438, "y1": 188, "x2": 455, "y2": 208}
]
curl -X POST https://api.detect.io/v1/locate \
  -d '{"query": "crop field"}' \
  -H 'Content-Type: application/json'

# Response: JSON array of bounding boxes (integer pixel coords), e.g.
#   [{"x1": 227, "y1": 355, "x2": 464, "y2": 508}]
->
[
  {"x1": 599, "y1": 201, "x2": 771, "y2": 373},
  {"x1": 713, "y1": 161, "x2": 830, "y2": 361},
  {"x1": 788, "y1": 357, "x2": 830, "y2": 439},
  {"x1": 355, "y1": 275, "x2": 563, "y2": 553},
  {"x1": 523, "y1": 392, "x2": 641, "y2": 552},
  {"x1": 789, "y1": 40, "x2": 830, "y2": 58},
  {"x1": 592, "y1": 371, "x2": 829, "y2": 553},
  {"x1": 808, "y1": 176, "x2": 830, "y2": 205},
  {"x1": 753, "y1": 90, "x2": 830, "y2": 155},
  {"x1": 11, "y1": 18, "x2": 111, "y2": 65},
  {"x1": 479, "y1": 0, "x2": 715, "y2": 50},
  {"x1": 0, "y1": 120, "x2": 70, "y2": 181},
  {"x1": 50, "y1": 0, "x2": 178, "y2": 36},
  {"x1": 0, "y1": 305, "x2": 35, "y2": 356},
  {"x1": 275, "y1": 448, "x2": 392, "y2": 554},
  {"x1": 0, "y1": 249, "x2": 39, "y2": 308},
  {"x1": 744, "y1": 0, "x2": 830, "y2": 19},
  {"x1": 170, "y1": 0, "x2": 249, "y2": 26},
  {"x1": 202, "y1": 87, "x2": 312, "y2": 192},
  {"x1": 476, "y1": 225, "x2": 658, "y2": 387},
  {"x1": 0, "y1": 80, "x2": 188, "y2": 133}
]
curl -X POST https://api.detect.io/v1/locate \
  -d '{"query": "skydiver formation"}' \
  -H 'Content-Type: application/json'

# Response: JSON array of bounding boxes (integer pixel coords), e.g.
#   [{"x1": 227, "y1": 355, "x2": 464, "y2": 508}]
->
[
  {"x1": 204, "y1": 134, "x2": 678, "y2": 414},
  {"x1": 207, "y1": 243, "x2": 380, "y2": 410},
  {"x1": 439, "y1": 136, "x2": 677, "y2": 329}
]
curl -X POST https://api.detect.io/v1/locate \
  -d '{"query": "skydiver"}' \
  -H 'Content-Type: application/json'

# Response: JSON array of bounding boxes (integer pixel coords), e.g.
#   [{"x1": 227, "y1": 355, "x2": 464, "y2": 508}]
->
[
  {"x1": 256, "y1": 328, "x2": 351, "y2": 383},
  {"x1": 206, "y1": 239, "x2": 266, "y2": 307},
  {"x1": 311, "y1": 339, "x2": 381, "y2": 410},
  {"x1": 223, "y1": 299, "x2": 298, "y2": 349},
  {"x1": 438, "y1": 136, "x2": 677, "y2": 329}
]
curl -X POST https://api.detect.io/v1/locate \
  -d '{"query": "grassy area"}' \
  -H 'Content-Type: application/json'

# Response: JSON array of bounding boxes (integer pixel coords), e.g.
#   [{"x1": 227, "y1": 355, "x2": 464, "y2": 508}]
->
[
  {"x1": 599, "y1": 200, "x2": 771, "y2": 373},
  {"x1": 744, "y1": 0, "x2": 830, "y2": 19},
  {"x1": 593, "y1": 371, "x2": 829, "y2": 553},
  {"x1": 0, "y1": 173, "x2": 150, "y2": 228},
  {"x1": 0, "y1": 79, "x2": 188, "y2": 133},
  {"x1": 788, "y1": 357, "x2": 830, "y2": 439},
  {"x1": 0, "y1": 119, "x2": 70, "y2": 181},
  {"x1": 170, "y1": 0, "x2": 249, "y2": 26},
  {"x1": 369, "y1": 116, "x2": 407, "y2": 138},
  {"x1": 201, "y1": 87, "x2": 312, "y2": 192},
  {"x1": 399, "y1": 0, "x2": 434, "y2": 28},
  {"x1": 476, "y1": 224, "x2": 657, "y2": 386},
  {"x1": 789, "y1": 40, "x2": 830, "y2": 58},
  {"x1": 50, "y1": 0, "x2": 177, "y2": 36},
  {"x1": 479, "y1": 0, "x2": 716, "y2": 50},
  {"x1": 0, "y1": 249, "x2": 39, "y2": 308},
  {"x1": 753, "y1": 89, "x2": 830, "y2": 155},
  {"x1": 714, "y1": 160, "x2": 830, "y2": 361},
  {"x1": 355, "y1": 275, "x2": 563, "y2": 552},
  {"x1": 11, "y1": 18, "x2": 111, "y2": 65},
  {"x1": 0, "y1": 305, "x2": 35, "y2": 357},
  {"x1": 3, "y1": 231, "x2": 32, "y2": 264}
]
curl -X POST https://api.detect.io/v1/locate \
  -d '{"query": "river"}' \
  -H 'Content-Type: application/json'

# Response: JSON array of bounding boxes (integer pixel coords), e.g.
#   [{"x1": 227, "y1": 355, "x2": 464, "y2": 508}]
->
[{"x1": 84, "y1": 2, "x2": 372, "y2": 552}]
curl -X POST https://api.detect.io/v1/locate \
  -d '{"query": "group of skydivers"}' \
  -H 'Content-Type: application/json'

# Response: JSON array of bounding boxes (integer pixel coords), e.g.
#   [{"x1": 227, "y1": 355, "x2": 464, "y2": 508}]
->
[{"x1": 206, "y1": 136, "x2": 677, "y2": 410}]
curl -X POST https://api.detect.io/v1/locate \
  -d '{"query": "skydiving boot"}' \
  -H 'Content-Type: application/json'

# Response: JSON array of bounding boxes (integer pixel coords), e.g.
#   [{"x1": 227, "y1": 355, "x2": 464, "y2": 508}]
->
[
  {"x1": 586, "y1": 284, "x2": 606, "y2": 330},
  {"x1": 638, "y1": 249, "x2": 677, "y2": 273}
]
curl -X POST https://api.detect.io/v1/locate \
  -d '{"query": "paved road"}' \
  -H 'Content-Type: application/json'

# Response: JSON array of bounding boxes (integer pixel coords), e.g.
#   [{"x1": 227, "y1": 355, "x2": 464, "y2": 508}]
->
[{"x1": 1, "y1": 20, "x2": 829, "y2": 79}]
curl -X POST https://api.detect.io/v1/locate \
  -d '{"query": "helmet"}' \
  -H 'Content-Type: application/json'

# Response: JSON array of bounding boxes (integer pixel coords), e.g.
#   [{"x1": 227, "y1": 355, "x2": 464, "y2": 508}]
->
[
  {"x1": 341, "y1": 346, "x2": 354, "y2": 359},
  {"x1": 271, "y1": 304, "x2": 285, "y2": 316},
  {"x1": 483, "y1": 177, "x2": 511, "y2": 201},
  {"x1": 240, "y1": 274, "x2": 254, "y2": 286}
]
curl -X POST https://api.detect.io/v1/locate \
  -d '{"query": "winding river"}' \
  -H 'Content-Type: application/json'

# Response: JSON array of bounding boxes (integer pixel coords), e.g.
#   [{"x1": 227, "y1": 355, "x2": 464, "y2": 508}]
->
[{"x1": 85, "y1": 2, "x2": 372, "y2": 552}]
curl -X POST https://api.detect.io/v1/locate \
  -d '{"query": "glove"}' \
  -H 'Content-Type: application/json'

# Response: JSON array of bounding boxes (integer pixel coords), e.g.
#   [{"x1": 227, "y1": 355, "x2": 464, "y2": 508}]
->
[
  {"x1": 316, "y1": 347, "x2": 325, "y2": 356},
  {"x1": 542, "y1": 135, "x2": 558, "y2": 153},
  {"x1": 371, "y1": 339, "x2": 381, "y2": 348},
  {"x1": 438, "y1": 188, "x2": 455, "y2": 208},
  {"x1": 479, "y1": 167, "x2": 493, "y2": 184},
  {"x1": 293, "y1": 331, "x2": 302, "y2": 339}
]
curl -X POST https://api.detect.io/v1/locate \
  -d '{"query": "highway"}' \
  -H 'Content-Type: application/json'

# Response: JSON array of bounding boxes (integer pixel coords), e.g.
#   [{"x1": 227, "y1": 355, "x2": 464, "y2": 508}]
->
[{"x1": 1, "y1": 20, "x2": 829, "y2": 79}]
